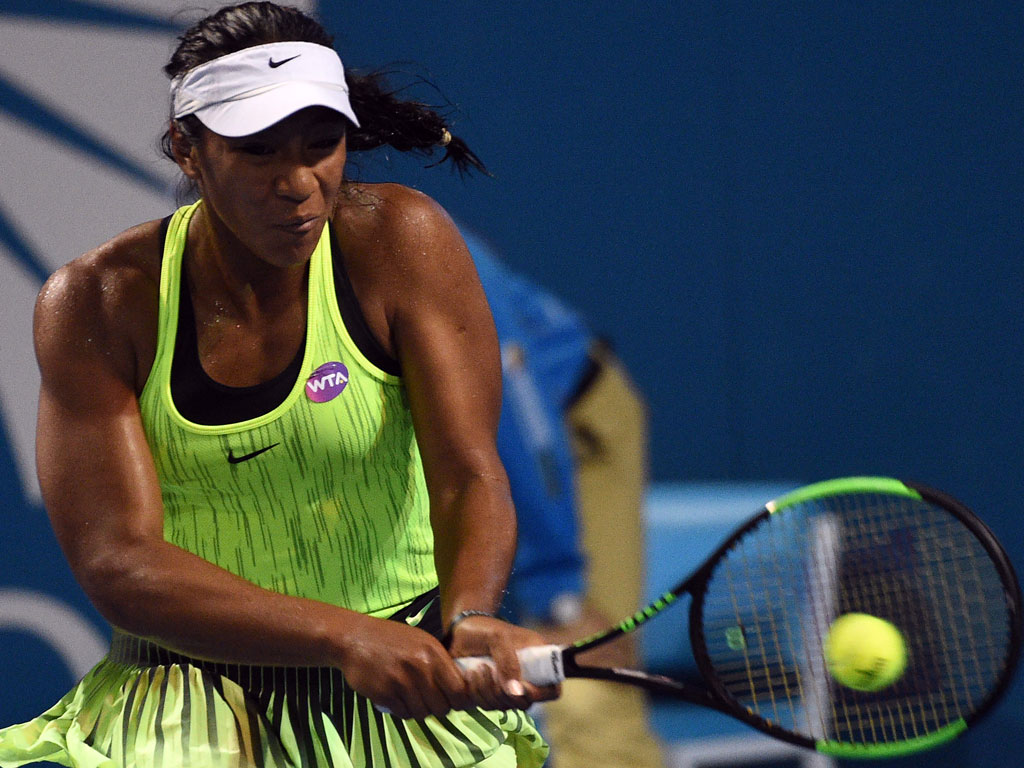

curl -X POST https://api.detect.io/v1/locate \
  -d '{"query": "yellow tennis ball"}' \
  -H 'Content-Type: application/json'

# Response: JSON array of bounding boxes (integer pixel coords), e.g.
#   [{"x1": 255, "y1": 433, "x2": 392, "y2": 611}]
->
[{"x1": 824, "y1": 613, "x2": 907, "y2": 692}]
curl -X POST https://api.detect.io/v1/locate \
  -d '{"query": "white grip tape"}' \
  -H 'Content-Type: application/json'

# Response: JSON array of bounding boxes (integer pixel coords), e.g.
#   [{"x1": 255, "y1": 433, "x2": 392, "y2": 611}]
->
[{"x1": 455, "y1": 644, "x2": 566, "y2": 686}]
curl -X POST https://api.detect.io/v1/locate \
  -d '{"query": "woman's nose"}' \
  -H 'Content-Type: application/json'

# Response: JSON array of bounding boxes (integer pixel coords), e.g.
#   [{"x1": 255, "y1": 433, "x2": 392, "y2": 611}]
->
[{"x1": 273, "y1": 162, "x2": 316, "y2": 201}]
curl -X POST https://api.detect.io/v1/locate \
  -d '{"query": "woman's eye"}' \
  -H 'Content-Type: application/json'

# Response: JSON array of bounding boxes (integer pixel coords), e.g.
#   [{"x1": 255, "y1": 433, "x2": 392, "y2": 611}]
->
[
  {"x1": 239, "y1": 143, "x2": 274, "y2": 156},
  {"x1": 310, "y1": 134, "x2": 344, "y2": 151}
]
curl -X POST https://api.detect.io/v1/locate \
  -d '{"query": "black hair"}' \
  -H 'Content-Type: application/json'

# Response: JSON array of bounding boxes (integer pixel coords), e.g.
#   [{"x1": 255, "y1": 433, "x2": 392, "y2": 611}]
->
[{"x1": 160, "y1": 2, "x2": 487, "y2": 181}]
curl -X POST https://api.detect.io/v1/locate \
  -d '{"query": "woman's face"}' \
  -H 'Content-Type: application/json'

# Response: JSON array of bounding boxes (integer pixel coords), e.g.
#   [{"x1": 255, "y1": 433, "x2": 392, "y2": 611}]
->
[{"x1": 180, "y1": 106, "x2": 349, "y2": 268}]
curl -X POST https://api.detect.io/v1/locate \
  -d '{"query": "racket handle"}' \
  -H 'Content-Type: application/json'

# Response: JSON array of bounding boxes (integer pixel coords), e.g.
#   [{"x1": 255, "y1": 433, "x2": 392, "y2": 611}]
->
[{"x1": 455, "y1": 644, "x2": 566, "y2": 686}]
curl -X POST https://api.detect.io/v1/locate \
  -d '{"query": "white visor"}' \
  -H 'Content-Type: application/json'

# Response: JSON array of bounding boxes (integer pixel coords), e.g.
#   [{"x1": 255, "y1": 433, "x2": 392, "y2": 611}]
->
[{"x1": 170, "y1": 41, "x2": 359, "y2": 136}]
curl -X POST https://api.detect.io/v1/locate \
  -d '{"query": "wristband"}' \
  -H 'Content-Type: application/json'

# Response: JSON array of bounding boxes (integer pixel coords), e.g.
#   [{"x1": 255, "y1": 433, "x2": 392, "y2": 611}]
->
[{"x1": 443, "y1": 609, "x2": 495, "y2": 646}]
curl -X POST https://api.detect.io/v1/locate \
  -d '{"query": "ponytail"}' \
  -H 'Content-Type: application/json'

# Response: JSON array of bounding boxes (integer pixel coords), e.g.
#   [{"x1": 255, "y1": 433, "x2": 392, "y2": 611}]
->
[{"x1": 346, "y1": 69, "x2": 490, "y2": 177}]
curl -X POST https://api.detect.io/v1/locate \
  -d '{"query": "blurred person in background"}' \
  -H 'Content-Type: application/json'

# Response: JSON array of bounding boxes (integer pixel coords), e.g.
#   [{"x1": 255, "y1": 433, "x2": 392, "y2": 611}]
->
[{"x1": 469, "y1": 234, "x2": 663, "y2": 768}]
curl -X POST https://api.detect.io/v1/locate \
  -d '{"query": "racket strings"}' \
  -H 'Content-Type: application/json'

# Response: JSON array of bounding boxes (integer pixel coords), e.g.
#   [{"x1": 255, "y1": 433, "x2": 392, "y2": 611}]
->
[
  {"x1": 827, "y1": 497, "x2": 1005, "y2": 742},
  {"x1": 722, "y1": 528, "x2": 801, "y2": 727},
  {"x1": 833, "y1": 496, "x2": 933, "y2": 741},
  {"x1": 838, "y1": 498, "x2": 960, "y2": 743},
  {"x1": 699, "y1": 491, "x2": 1013, "y2": 747}
]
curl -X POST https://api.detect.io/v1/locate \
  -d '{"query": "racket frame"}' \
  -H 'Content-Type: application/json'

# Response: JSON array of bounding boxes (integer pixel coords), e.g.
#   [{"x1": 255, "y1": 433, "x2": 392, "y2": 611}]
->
[{"x1": 554, "y1": 477, "x2": 1023, "y2": 758}]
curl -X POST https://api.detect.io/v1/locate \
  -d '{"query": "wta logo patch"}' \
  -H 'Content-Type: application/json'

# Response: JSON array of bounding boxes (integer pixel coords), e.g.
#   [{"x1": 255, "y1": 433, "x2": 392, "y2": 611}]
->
[{"x1": 306, "y1": 361, "x2": 349, "y2": 402}]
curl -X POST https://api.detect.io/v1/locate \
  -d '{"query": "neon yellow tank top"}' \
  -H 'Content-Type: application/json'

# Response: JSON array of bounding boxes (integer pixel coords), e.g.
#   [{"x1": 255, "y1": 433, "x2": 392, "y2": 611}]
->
[{"x1": 139, "y1": 202, "x2": 438, "y2": 616}]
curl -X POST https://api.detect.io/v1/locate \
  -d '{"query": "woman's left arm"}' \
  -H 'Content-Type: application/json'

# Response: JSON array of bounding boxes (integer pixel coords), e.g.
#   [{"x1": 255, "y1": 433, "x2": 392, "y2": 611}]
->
[{"x1": 380, "y1": 187, "x2": 556, "y2": 709}]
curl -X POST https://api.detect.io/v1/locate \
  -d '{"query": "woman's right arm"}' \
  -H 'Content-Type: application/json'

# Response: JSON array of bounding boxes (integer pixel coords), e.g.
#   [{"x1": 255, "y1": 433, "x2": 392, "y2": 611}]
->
[{"x1": 33, "y1": 250, "x2": 470, "y2": 719}]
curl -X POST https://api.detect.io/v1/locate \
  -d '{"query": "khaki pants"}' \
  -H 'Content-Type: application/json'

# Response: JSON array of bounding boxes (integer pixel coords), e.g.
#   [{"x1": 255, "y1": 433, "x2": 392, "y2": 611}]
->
[{"x1": 540, "y1": 346, "x2": 662, "y2": 768}]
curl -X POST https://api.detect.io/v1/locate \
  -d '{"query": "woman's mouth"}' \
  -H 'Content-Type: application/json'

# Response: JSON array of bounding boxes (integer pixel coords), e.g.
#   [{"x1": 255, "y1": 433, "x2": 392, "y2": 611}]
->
[{"x1": 276, "y1": 215, "x2": 320, "y2": 235}]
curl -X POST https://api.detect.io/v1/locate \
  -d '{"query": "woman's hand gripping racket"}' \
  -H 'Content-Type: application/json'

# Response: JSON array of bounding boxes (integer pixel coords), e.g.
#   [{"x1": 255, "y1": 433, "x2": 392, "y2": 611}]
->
[{"x1": 458, "y1": 477, "x2": 1022, "y2": 759}]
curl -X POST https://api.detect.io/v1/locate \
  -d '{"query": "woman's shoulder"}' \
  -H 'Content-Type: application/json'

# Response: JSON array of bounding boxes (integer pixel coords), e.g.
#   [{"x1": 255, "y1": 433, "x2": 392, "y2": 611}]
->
[
  {"x1": 35, "y1": 219, "x2": 165, "y2": 375},
  {"x1": 334, "y1": 182, "x2": 458, "y2": 249},
  {"x1": 39, "y1": 220, "x2": 163, "y2": 316}
]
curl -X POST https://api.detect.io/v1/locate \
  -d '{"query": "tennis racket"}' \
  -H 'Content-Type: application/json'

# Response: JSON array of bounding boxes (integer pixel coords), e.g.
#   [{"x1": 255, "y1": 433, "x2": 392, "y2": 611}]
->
[{"x1": 459, "y1": 477, "x2": 1022, "y2": 759}]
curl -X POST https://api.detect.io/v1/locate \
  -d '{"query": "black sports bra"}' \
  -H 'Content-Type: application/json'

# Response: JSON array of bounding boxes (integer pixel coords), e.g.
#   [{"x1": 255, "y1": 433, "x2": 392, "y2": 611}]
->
[{"x1": 162, "y1": 217, "x2": 401, "y2": 425}]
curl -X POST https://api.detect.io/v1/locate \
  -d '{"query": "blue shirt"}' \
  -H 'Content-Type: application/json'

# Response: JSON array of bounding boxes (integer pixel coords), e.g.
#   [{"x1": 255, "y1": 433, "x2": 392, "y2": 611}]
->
[{"x1": 465, "y1": 231, "x2": 591, "y2": 624}]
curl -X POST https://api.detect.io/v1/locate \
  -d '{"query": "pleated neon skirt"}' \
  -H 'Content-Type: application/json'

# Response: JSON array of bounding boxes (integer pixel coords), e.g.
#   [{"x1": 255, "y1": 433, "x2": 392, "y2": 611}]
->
[{"x1": 0, "y1": 632, "x2": 549, "y2": 768}]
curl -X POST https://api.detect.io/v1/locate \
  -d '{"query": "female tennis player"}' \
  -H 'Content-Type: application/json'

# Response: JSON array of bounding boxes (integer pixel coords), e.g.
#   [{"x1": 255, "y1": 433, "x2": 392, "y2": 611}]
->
[{"x1": 0, "y1": 3, "x2": 554, "y2": 766}]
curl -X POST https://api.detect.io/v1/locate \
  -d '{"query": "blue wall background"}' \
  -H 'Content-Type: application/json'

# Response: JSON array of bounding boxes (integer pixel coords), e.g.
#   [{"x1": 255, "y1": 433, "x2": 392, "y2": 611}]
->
[
  {"x1": 323, "y1": 0, "x2": 1022, "y2": 515},
  {"x1": 321, "y1": 3, "x2": 1024, "y2": 763}
]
